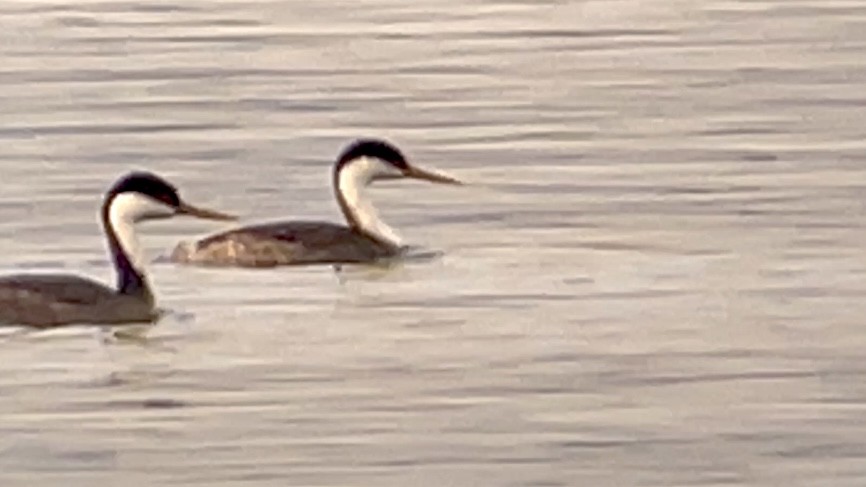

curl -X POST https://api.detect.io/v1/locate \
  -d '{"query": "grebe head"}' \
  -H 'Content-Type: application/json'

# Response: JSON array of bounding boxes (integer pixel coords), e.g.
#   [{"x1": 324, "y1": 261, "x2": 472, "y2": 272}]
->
[
  {"x1": 332, "y1": 139, "x2": 461, "y2": 247},
  {"x1": 101, "y1": 171, "x2": 235, "y2": 296},
  {"x1": 105, "y1": 171, "x2": 236, "y2": 223},
  {"x1": 335, "y1": 139, "x2": 463, "y2": 187}
]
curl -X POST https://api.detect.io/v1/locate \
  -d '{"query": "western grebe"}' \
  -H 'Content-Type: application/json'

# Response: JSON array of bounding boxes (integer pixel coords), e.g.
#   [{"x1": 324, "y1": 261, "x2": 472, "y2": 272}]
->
[
  {"x1": 171, "y1": 138, "x2": 462, "y2": 267},
  {"x1": 0, "y1": 171, "x2": 234, "y2": 328}
]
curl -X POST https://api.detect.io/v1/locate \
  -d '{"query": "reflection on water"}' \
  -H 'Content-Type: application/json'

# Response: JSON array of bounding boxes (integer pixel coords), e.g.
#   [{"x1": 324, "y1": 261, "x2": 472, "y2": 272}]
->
[{"x1": 2, "y1": 0, "x2": 866, "y2": 485}]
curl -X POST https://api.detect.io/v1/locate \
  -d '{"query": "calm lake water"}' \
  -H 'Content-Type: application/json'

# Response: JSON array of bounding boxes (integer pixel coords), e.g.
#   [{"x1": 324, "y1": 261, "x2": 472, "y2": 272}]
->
[{"x1": 2, "y1": 1, "x2": 866, "y2": 485}]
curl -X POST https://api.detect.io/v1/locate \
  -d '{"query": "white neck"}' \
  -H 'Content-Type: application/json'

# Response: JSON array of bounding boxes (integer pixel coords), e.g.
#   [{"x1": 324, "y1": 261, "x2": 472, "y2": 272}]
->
[
  {"x1": 336, "y1": 157, "x2": 403, "y2": 246},
  {"x1": 107, "y1": 193, "x2": 173, "y2": 272}
]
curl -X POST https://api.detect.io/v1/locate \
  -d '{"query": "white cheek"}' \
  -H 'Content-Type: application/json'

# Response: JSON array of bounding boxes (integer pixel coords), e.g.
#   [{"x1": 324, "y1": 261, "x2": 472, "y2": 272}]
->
[
  {"x1": 346, "y1": 156, "x2": 402, "y2": 185},
  {"x1": 109, "y1": 193, "x2": 175, "y2": 222},
  {"x1": 375, "y1": 159, "x2": 402, "y2": 179}
]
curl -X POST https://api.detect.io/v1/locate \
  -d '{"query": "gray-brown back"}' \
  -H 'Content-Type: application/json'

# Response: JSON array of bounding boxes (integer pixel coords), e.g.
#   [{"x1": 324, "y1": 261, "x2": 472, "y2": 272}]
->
[
  {"x1": 0, "y1": 274, "x2": 156, "y2": 327},
  {"x1": 179, "y1": 221, "x2": 401, "y2": 267}
]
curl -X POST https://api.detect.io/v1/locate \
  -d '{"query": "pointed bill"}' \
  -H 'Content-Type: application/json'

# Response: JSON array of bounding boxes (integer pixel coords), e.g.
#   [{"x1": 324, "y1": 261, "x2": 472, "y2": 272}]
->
[
  {"x1": 176, "y1": 201, "x2": 237, "y2": 221},
  {"x1": 404, "y1": 165, "x2": 463, "y2": 185}
]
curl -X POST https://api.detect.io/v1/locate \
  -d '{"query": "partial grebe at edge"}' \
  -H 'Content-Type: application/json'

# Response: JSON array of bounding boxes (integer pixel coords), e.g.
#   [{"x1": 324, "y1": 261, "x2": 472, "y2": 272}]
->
[
  {"x1": 0, "y1": 171, "x2": 235, "y2": 327},
  {"x1": 171, "y1": 138, "x2": 462, "y2": 267}
]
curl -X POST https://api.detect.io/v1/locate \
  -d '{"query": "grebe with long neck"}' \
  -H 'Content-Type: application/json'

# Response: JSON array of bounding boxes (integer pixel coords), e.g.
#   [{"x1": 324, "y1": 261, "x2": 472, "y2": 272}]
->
[
  {"x1": 0, "y1": 172, "x2": 235, "y2": 328},
  {"x1": 171, "y1": 138, "x2": 462, "y2": 267}
]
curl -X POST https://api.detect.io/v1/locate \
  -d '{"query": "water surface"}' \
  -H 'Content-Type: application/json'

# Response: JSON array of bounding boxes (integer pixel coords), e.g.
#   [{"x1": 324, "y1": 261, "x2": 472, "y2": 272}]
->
[{"x1": 1, "y1": 1, "x2": 866, "y2": 486}]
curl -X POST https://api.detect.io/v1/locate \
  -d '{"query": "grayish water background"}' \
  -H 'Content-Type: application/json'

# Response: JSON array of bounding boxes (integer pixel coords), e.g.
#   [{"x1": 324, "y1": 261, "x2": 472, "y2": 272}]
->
[{"x1": 1, "y1": 1, "x2": 866, "y2": 485}]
